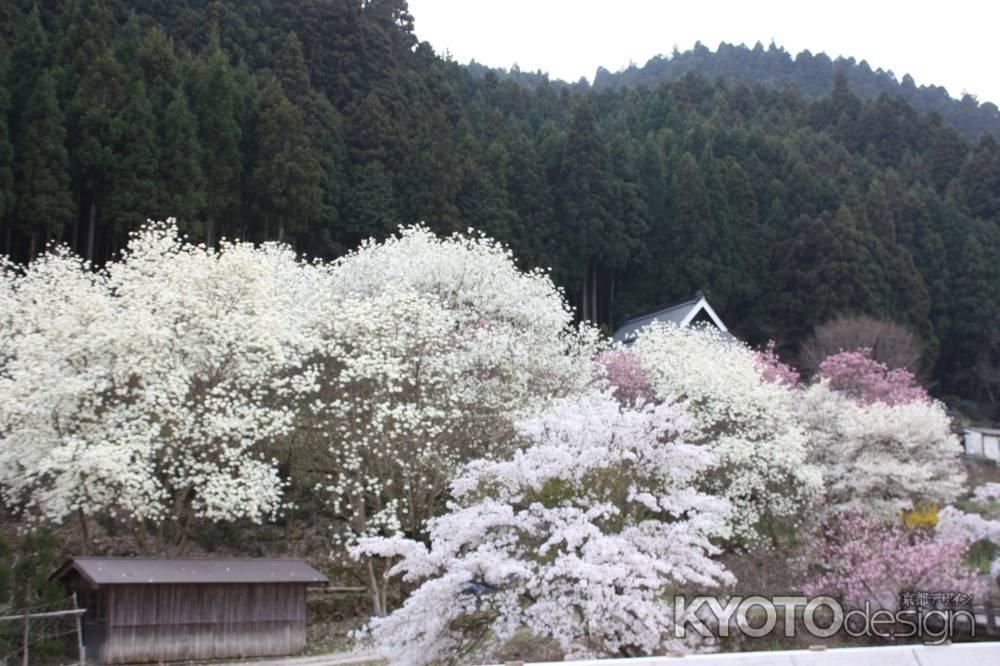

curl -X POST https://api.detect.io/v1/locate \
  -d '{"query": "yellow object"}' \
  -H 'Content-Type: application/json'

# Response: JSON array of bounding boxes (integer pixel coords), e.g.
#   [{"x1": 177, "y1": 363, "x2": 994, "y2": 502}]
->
[{"x1": 902, "y1": 503, "x2": 939, "y2": 528}]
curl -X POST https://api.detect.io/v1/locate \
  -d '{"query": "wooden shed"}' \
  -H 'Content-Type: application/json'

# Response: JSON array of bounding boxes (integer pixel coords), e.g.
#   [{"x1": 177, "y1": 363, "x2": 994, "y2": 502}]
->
[{"x1": 52, "y1": 557, "x2": 328, "y2": 664}]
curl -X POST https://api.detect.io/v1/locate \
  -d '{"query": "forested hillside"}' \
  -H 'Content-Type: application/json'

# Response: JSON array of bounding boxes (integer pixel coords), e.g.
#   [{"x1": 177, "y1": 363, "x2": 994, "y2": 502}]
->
[
  {"x1": 1, "y1": 1, "x2": 1000, "y2": 415},
  {"x1": 589, "y1": 41, "x2": 1000, "y2": 139}
]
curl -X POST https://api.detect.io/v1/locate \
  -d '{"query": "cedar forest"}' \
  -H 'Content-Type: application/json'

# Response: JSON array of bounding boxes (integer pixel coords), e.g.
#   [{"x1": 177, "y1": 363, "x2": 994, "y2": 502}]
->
[{"x1": 2, "y1": 0, "x2": 1000, "y2": 417}]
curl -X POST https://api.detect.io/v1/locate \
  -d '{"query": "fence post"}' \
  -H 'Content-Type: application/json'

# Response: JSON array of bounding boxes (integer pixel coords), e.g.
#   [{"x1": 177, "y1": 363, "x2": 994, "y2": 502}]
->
[
  {"x1": 21, "y1": 605, "x2": 29, "y2": 666},
  {"x1": 73, "y1": 592, "x2": 85, "y2": 665}
]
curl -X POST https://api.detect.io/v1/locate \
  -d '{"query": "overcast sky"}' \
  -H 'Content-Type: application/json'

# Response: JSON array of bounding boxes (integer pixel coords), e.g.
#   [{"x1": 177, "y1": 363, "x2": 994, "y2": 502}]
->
[{"x1": 407, "y1": 0, "x2": 999, "y2": 104}]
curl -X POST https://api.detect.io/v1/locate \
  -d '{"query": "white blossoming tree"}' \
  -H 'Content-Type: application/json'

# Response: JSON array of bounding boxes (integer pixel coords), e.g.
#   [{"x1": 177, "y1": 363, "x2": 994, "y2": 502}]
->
[
  {"x1": 627, "y1": 323, "x2": 822, "y2": 542},
  {"x1": 938, "y1": 483, "x2": 1000, "y2": 577},
  {"x1": 286, "y1": 226, "x2": 598, "y2": 613},
  {"x1": 798, "y1": 382, "x2": 965, "y2": 517},
  {"x1": 0, "y1": 222, "x2": 312, "y2": 551},
  {"x1": 351, "y1": 389, "x2": 733, "y2": 665}
]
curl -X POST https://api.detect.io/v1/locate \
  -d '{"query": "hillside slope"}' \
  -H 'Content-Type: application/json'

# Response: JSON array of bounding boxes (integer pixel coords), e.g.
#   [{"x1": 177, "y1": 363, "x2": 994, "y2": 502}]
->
[
  {"x1": 590, "y1": 41, "x2": 1000, "y2": 139},
  {"x1": 1, "y1": 1, "x2": 999, "y2": 413}
]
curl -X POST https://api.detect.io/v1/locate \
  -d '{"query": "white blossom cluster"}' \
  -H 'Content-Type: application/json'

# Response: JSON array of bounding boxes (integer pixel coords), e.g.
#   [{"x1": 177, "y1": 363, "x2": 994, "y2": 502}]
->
[
  {"x1": 301, "y1": 226, "x2": 599, "y2": 556},
  {"x1": 1, "y1": 223, "x2": 597, "y2": 555},
  {"x1": 937, "y1": 483, "x2": 1000, "y2": 577},
  {"x1": 0, "y1": 222, "x2": 312, "y2": 534},
  {"x1": 627, "y1": 323, "x2": 822, "y2": 541},
  {"x1": 351, "y1": 389, "x2": 733, "y2": 665},
  {"x1": 798, "y1": 382, "x2": 965, "y2": 516}
]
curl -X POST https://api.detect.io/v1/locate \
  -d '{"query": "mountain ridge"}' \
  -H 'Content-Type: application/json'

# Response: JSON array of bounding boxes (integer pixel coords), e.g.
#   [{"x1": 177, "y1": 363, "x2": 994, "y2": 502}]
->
[{"x1": 467, "y1": 41, "x2": 1000, "y2": 138}]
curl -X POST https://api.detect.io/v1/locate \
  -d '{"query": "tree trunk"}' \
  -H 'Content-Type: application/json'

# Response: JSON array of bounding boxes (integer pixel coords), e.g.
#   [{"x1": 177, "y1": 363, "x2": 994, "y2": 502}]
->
[
  {"x1": 86, "y1": 200, "x2": 97, "y2": 264},
  {"x1": 77, "y1": 509, "x2": 91, "y2": 555},
  {"x1": 366, "y1": 559, "x2": 386, "y2": 617},
  {"x1": 609, "y1": 270, "x2": 616, "y2": 326},
  {"x1": 591, "y1": 266, "x2": 598, "y2": 326},
  {"x1": 71, "y1": 197, "x2": 81, "y2": 253}
]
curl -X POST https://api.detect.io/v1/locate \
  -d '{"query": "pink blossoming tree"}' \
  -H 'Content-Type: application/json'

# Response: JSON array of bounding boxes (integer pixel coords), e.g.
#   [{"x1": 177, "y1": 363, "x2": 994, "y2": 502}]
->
[
  {"x1": 594, "y1": 349, "x2": 655, "y2": 404},
  {"x1": 755, "y1": 340, "x2": 801, "y2": 388},
  {"x1": 804, "y1": 510, "x2": 986, "y2": 612},
  {"x1": 818, "y1": 348, "x2": 929, "y2": 406}
]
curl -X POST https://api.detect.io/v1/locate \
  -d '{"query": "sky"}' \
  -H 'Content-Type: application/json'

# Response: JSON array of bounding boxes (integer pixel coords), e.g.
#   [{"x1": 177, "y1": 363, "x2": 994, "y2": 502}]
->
[{"x1": 407, "y1": 0, "x2": 1000, "y2": 105}]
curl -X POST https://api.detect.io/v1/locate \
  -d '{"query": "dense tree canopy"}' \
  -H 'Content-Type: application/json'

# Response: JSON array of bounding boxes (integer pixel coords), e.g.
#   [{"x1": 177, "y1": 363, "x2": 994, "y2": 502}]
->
[{"x1": 1, "y1": 1, "x2": 1000, "y2": 414}]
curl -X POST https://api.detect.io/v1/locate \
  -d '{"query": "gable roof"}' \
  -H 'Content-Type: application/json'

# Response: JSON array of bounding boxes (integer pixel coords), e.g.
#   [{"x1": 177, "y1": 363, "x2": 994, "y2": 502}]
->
[
  {"x1": 52, "y1": 557, "x2": 329, "y2": 587},
  {"x1": 612, "y1": 291, "x2": 733, "y2": 345}
]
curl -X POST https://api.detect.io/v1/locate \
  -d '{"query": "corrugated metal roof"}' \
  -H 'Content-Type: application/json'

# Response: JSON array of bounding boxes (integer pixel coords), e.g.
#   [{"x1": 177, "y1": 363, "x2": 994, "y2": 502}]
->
[{"x1": 54, "y1": 557, "x2": 329, "y2": 586}]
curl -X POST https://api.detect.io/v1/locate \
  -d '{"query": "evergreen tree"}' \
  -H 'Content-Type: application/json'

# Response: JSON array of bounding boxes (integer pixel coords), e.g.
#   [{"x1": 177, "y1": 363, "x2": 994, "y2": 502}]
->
[
  {"x1": 556, "y1": 96, "x2": 617, "y2": 324},
  {"x1": 105, "y1": 78, "x2": 159, "y2": 246},
  {"x1": 68, "y1": 52, "x2": 125, "y2": 262},
  {"x1": 14, "y1": 70, "x2": 72, "y2": 257},
  {"x1": 927, "y1": 121, "x2": 967, "y2": 193},
  {"x1": 777, "y1": 205, "x2": 885, "y2": 339},
  {"x1": 668, "y1": 152, "x2": 714, "y2": 295},
  {"x1": 250, "y1": 78, "x2": 323, "y2": 243},
  {"x1": 274, "y1": 32, "x2": 311, "y2": 107},
  {"x1": 193, "y1": 49, "x2": 243, "y2": 245},
  {"x1": 54, "y1": 0, "x2": 112, "y2": 96},
  {"x1": 960, "y1": 134, "x2": 1000, "y2": 221},
  {"x1": 343, "y1": 160, "x2": 399, "y2": 242},
  {"x1": 948, "y1": 229, "x2": 1000, "y2": 407},
  {"x1": 8, "y1": 5, "x2": 49, "y2": 133},
  {"x1": 137, "y1": 26, "x2": 180, "y2": 112},
  {"x1": 160, "y1": 91, "x2": 207, "y2": 234}
]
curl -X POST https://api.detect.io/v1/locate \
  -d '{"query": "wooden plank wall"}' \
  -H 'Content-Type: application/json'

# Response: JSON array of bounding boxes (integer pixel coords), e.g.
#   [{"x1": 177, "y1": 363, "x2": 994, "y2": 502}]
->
[{"x1": 101, "y1": 583, "x2": 306, "y2": 664}]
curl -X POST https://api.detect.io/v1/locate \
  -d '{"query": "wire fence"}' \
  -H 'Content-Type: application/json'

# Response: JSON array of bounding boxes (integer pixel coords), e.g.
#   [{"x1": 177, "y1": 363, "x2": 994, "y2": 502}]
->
[{"x1": 0, "y1": 594, "x2": 84, "y2": 666}]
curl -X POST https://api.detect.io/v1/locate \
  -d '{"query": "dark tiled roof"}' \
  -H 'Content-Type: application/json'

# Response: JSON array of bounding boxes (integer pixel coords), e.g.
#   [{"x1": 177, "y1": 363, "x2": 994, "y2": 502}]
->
[
  {"x1": 53, "y1": 557, "x2": 329, "y2": 586},
  {"x1": 619, "y1": 291, "x2": 705, "y2": 325},
  {"x1": 612, "y1": 291, "x2": 735, "y2": 344}
]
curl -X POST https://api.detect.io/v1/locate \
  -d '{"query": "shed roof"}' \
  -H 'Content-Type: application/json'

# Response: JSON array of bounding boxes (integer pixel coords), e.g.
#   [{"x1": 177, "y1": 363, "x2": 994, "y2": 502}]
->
[
  {"x1": 612, "y1": 291, "x2": 734, "y2": 345},
  {"x1": 965, "y1": 426, "x2": 1000, "y2": 436},
  {"x1": 53, "y1": 557, "x2": 329, "y2": 587}
]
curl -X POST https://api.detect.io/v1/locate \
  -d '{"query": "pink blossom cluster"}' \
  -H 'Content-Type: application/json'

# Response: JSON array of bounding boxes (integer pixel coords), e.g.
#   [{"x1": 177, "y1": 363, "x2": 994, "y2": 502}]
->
[
  {"x1": 595, "y1": 349, "x2": 655, "y2": 404},
  {"x1": 804, "y1": 509, "x2": 985, "y2": 611},
  {"x1": 818, "y1": 348, "x2": 928, "y2": 406},
  {"x1": 755, "y1": 340, "x2": 801, "y2": 388}
]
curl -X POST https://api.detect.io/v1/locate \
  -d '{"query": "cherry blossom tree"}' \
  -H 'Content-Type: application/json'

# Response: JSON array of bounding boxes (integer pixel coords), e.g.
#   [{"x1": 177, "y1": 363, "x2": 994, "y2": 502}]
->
[
  {"x1": 804, "y1": 509, "x2": 986, "y2": 612},
  {"x1": 627, "y1": 323, "x2": 822, "y2": 542},
  {"x1": 0, "y1": 222, "x2": 312, "y2": 551},
  {"x1": 351, "y1": 389, "x2": 733, "y2": 664},
  {"x1": 755, "y1": 340, "x2": 801, "y2": 388},
  {"x1": 817, "y1": 348, "x2": 928, "y2": 406},
  {"x1": 798, "y1": 382, "x2": 965, "y2": 516},
  {"x1": 594, "y1": 349, "x2": 654, "y2": 404},
  {"x1": 938, "y1": 483, "x2": 1000, "y2": 578},
  {"x1": 800, "y1": 315, "x2": 922, "y2": 374}
]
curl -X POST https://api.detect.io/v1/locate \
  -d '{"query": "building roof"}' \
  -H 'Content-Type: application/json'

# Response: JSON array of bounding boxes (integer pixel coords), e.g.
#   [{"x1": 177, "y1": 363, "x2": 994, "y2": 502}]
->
[
  {"x1": 965, "y1": 426, "x2": 1000, "y2": 436},
  {"x1": 53, "y1": 557, "x2": 329, "y2": 587},
  {"x1": 612, "y1": 291, "x2": 733, "y2": 345}
]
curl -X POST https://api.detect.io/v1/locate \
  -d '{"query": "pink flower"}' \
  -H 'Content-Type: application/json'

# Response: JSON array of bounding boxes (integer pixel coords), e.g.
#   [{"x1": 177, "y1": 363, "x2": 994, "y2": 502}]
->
[
  {"x1": 595, "y1": 350, "x2": 654, "y2": 404},
  {"x1": 756, "y1": 340, "x2": 801, "y2": 388},
  {"x1": 818, "y1": 348, "x2": 928, "y2": 406},
  {"x1": 804, "y1": 509, "x2": 986, "y2": 611}
]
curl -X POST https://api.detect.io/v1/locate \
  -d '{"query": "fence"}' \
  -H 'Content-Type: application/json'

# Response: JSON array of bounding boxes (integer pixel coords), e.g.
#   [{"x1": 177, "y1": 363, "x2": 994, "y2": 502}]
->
[{"x1": 0, "y1": 594, "x2": 85, "y2": 666}]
